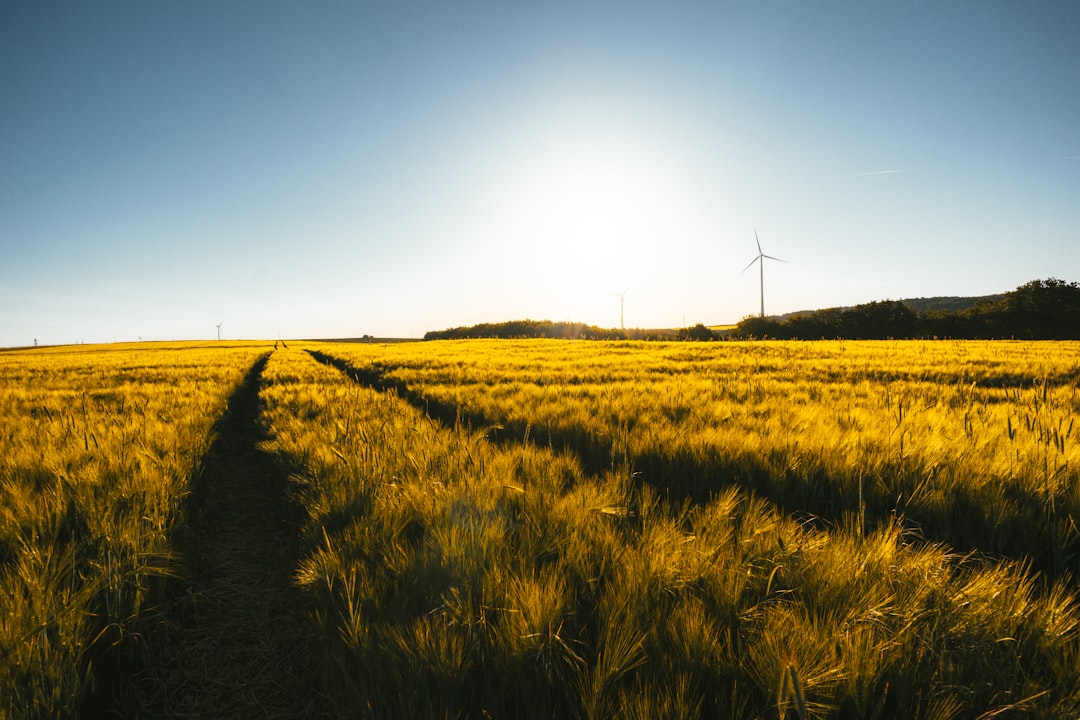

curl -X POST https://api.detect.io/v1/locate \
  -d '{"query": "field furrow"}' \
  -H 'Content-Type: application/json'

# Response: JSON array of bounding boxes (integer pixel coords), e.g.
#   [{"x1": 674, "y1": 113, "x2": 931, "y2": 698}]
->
[
  {"x1": 0, "y1": 342, "x2": 267, "y2": 717},
  {"x1": 6, "y1": 339, "x2": 1080, "y2": 718},
  {"x1": 307, "y1": 348, "x2": 617, "y2": 475},
  {"x1": 315, "y1": 340, "x2": 1080, "y2": 582},
  {"x1": 260, "y1": 345, "x2": 1080, "y2": 719},
  {"x1": 127, "y1": 351, "x2": 325, "y2": 718}
]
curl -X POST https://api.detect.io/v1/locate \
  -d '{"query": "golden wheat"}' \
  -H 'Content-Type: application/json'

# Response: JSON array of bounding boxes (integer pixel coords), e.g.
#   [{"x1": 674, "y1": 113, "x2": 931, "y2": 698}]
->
[
  {"x1": 261, "y1": 343, "x2": 1080, "y2": 718},
  {"x1": 0, "y1": 342, "x2": 267, "y2": 717}
]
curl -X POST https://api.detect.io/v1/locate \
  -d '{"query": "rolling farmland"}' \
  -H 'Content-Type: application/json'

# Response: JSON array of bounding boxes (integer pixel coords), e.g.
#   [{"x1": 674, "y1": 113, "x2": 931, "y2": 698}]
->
[{"x1": 2, "y1": 339, "x2": 1079, "y2": 718}]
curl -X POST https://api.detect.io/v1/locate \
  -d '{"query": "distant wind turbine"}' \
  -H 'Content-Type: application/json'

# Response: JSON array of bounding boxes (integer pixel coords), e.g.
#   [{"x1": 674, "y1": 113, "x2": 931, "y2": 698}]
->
[
  {"x1": 216, "y1": 322, "x2": 222, "y2": 341},
  {"x1": 612, "y1": 288, "x2": 629, "y2": 330},
  {"x1": 741, "y1": 229, "x2": 785, "y2": 318}
]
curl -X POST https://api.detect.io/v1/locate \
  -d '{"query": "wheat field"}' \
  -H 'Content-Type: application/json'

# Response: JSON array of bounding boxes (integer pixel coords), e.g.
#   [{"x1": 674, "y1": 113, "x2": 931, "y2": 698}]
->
[
  {"x1": 2, "y1": 339, "x2": 1079, "y2": 718},
  {"x1": 0, "y1": 342, "x2": 267, "y2": 716}
]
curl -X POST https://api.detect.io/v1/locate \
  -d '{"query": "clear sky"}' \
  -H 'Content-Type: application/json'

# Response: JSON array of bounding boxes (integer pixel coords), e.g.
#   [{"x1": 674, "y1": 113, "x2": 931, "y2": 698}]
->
[{"x1": 2, "y1": 1, "x2": 1078, "y2": 345}]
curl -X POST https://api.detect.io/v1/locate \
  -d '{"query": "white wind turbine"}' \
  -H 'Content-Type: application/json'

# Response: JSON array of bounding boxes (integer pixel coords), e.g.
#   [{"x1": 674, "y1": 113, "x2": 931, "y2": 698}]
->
[
  {"x1": 612, "y1": 288, "x2": 629, "y2": 330},
  {"x1": 216, "y1": 322, "x2": 223, "y2": 341},
  {"x1": 741, "y1": 229, "x2": 785, "y2": 318}
]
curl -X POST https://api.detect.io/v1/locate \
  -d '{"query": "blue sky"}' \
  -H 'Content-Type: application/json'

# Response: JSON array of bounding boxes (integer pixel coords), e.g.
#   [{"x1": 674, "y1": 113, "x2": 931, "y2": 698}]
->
[{"x1": 2, "y1": 1, "x2": 1078, "y2": 344}]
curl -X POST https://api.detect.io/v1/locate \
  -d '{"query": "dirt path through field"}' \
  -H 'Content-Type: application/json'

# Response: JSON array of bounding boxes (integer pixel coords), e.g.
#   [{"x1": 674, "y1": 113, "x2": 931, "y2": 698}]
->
[
  {"x1": 129, "y1": 353, "x2": 324, "y2": 718},
  {"x1": 307, "y1": 348, "x2": 616, "y2": 475}
]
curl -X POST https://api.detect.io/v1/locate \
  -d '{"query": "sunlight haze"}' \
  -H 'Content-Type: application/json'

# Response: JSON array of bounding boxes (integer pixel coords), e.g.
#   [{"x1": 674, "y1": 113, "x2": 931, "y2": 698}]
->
[{"x1": 2, "y1": 1, "x2": 1078, "y2": 345}]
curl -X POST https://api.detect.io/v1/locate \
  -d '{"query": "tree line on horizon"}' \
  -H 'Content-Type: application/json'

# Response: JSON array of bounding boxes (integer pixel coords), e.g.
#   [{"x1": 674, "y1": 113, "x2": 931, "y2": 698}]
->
[
  {"x1": 423, "y1": 279, "x2": 1080, "y2": 342},
  {"x1": 423, "y1": 320, "x2": 678, "y2": 341},
  {"x1": 730, "y1": 278, "x2": 1080, "y2": 340}
]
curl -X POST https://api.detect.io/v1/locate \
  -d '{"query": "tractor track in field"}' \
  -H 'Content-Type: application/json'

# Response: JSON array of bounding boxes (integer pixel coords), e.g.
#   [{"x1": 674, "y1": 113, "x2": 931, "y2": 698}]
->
[
  {"x1": 123, "y1": 352, "x2": 326, "y2": 719},
  {"x1": 306, "y1": 349, "x2": 617, "y2": 476},
  {"x1": 306, "y1": 349, "x2": 1080, "y2": 584}
]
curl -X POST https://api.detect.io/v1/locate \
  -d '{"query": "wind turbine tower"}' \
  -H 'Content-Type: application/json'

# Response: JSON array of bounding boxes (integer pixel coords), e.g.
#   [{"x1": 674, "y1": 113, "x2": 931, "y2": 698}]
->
[
  {"x1": 216, "y1": 322, "x2": 223, "y2": 341},
  {"x1": 742, "y1": 230, "x2": 785, "y2": 318},
  {"x1": 613, "y1": 288, "x2": 629, "y2": 330}
]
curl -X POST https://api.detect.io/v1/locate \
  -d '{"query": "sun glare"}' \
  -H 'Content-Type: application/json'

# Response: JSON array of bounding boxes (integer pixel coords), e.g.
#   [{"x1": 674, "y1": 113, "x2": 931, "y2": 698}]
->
[{"x1": 484, "y1": 128, "x2": 694, "y2": 316}]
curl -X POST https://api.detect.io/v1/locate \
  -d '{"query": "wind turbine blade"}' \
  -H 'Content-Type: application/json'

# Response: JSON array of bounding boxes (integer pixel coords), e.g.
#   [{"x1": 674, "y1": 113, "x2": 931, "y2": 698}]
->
[
  {"x1": 761, "y1": 254, "x2": 786, "y2": 263},
  {"x1": 741, "y1": 257, "x2": 760, "y2": 273},
  {"x1": 755, "y1": 229, "x2": 762, "y2": 254}
]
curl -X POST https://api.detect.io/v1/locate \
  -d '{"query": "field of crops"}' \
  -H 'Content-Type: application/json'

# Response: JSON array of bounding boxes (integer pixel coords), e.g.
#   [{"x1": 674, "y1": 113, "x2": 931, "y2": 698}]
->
[
  {"x1": 0, "y1": 342, "x2": 268, "y2": 716},
  {"x1": 320, "y1": 340, "x2": 1080, "y2": 581},
  {"x1": 3, "y1": 338, "x2": 1080, "y2": 718}
]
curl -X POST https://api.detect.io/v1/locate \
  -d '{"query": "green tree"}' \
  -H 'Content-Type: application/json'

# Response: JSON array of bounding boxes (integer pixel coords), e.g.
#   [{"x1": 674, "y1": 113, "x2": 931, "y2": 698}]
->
[{"x1": 678, "y1": 323, "x2": 717, "y2": 341}]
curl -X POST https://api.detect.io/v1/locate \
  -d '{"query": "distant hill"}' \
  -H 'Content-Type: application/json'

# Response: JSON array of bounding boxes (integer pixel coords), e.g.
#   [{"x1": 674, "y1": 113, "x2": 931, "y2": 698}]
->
[
  {"x1": 777, "y1": 293, "x2": 1006, "y2": 321},
  {"x1": 899, "y1": 293, "x2": 1006, "y2": 313},
  {"x1": 733, "y1": 278, "x2": 1080, "y2": 340}
]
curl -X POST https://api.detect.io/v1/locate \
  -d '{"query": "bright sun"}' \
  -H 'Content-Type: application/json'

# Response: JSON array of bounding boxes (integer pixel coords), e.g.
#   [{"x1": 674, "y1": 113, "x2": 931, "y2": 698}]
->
[{"x1": 487, "y1": 129, "x2": 690, "y2": 297}]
